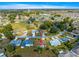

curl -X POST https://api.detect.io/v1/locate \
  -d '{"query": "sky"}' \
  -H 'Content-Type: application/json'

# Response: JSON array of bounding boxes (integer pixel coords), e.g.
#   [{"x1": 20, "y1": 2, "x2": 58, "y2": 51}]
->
[{"x1": 0, "y1": 2, "x2": 79, "y2": 9}]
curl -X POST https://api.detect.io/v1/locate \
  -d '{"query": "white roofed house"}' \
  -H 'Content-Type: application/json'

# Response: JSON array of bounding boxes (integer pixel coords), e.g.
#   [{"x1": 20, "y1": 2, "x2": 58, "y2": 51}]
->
[
  {"x1": 13, "y1": 30, "x2": 28, "y2": 40},
  {"x1": 49, "y1": 36, "x2": 62, "y2": 46},
  {"x1": 10, "y1": 39, "x2": 22, "y2": 46},
  {"x1": 0, "y1": 16, "x2": 5, "y2": 26},
  {"x1": 21, "y1": 39, "x2": 33, "y2": 48},
  {"x1": 0, "y1": 16, "x2": 10, "y2": 26},
  {"x1": 39, "y1": 14, "x2": 51, "y2": 21},
  {"x1": 0, "y1": 48, "x2": 6, "y2": 57},
  {"x1": 72, "y1": 20, "x2": 79, "y2": 29},
  {"x1": 72, "y1": 20, "x2": 79, "y2": 35},
  {"x1": 50, "y1": 39, "x2": 61, "y2": 46},
  {"x1": 24, "y1": 16, "x2": 29, "y2": 21},
  {"x1": 58, "y1": 46, "x2": 79, "y2": 57},
  {"x1": 18, "y1": 15, "x2": 28, "y2": 22},
  {"x1": 32, "y1": 30, "x2": 39, "y2": 37},
  {"x1": 42, "y1": 32, "x2": 46, "y2": 40},
  {"x1": 32, "y1": 30, "x2": 36, "y2": 37},
  {"x1": 23, "y1": 30, "x2": 28, "y2": 36},
  {"x1": 0, "y1": 33, "x2": 6, "y2": 40}
]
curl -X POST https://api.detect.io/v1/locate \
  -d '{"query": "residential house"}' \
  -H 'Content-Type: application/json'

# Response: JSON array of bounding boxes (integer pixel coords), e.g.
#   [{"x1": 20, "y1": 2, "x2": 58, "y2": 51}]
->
[
  {"x1": 10, "y1": 39, "x2": 22, "y2": 46},
  {"x1": 50, "y1": 39, "x2": 61, "y2": 46},
  {"x1": 0, "y1": 48, "x2": 6, "y2": 57},
  {"x1": 21, "y1": 39, "x2": 33, "y2": 48},
  {"x1": 59, "y1": 37, "x2": 70, "y2": 43},
  {"x1": 32, "y1": 30, "x2": 38, "y2": 37},
  {"x1": 58, "y1": 45, "x2": 79, "y2": 57}
]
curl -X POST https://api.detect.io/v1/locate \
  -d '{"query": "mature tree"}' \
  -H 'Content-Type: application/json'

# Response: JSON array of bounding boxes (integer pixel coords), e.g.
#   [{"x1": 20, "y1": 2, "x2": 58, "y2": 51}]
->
[
  {"x1": 51, "y1": 46, "x2": 59, "y2": 56},
  {"x1": 51, "y1": 17, "x2": 54, "y2": 20},
  {"x1": 64, "y1": 41, "x2": 73, "y2": 50},
  {"x1": 3, "y1": 24, "x2": 14, "y2": 40},
  {"x1": 39, "y1": 24, "x2": 48, "y2": 30},
  {"x1": 28, "y1": 17, "x2": 36, "y2": 23},
  {"x1": 63, "y1": 17, "x2": 73, "y2": 24},
  {"x1": 49, "y1": 25, "x2": 58, "y2": 34},
  {"x1": 63, "y1": 17, "x2": 70, "y2": 23},
  {"x1": 54, "y1": 14, "x2": 61, "y2": 17},
  {"x1": 20, "y1": 11, "x2": 30, "y2": 16},
  {"x1": 44, "y1": 21, "x2": 52, "y2": 28},
  {"x1": 3, "y1": 24, "x2": 13, "y2": 31},
  {"x1": 8, "y1": 14, "x2": 16, "y2": 23},
  {"x1": 0, "y1": 34, "x2": 2, "y2": 38},
  {"x1": 5, "y1": 44, "x2": 15, "y2": 52},
  {"x1": 54, "y1": 22, "x2": 67, "y2": 31},
  {"x1": 12, "y1": 55, "x2": 22, "y2": 57},
  {"x1": 75, "y1": 37, "x2": 79, "y2": 42},
  {"x1": 36, "y1": 11, "x2": 40, "y2": 15},
  {"x1": 3, "y1": 30, "x2": 13, "y2": 40},
  {"x1": 67, "y1": 25, "x2": 74, "y2": 32},
  {"x1": 39, "y1": 21, "x2": 52, "y2": 30}
]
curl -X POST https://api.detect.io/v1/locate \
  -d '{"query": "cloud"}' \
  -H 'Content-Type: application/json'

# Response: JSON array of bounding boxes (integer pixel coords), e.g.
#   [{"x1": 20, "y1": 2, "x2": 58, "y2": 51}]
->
[{"x1": 0, "y1": 4, "x2": 79, "y2": 9}]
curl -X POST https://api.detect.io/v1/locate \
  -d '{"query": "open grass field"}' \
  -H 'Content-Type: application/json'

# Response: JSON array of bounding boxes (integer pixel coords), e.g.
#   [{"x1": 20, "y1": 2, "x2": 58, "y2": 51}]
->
[
  {"x1": 10, "y1": 46, "x2": 57, "y2": 57},
  {"x1": 11, "y1": 23, "x2": 27, "y2": 36},
  {"x1": 11, "y1": 23, "x2": 27, "y2": 31},
  {"x1": 11, "y1": 23, "x2": 38, "y2": 36}
]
